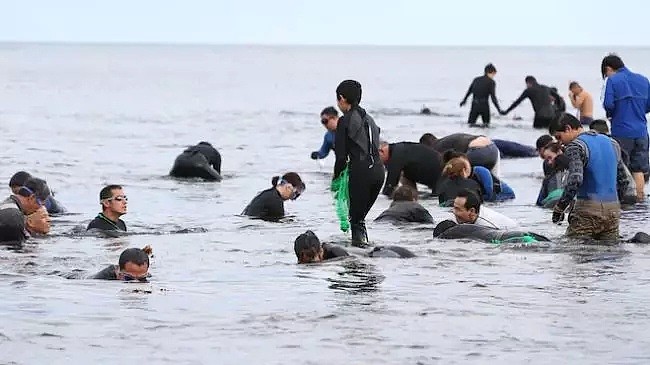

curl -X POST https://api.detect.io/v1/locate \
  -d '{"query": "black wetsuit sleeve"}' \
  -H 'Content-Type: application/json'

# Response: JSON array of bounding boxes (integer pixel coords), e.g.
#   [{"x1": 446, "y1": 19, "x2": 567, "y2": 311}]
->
[
  {"x1": 91, "y1": 265, "x2": 118, "y2": 280},
  {"x1": 333, "y1": 116, "x2": 349, "y2": 179},
  {"x1": 461, "y1": 79, "x2": 475, "y2": 104},
  {"x1": 382, "y1": 145, "x2": 404, "y2": 196},
  {"x1": 87, "y1": 216, "x2": 126, "y2": 231},
  {"x1": 489, "y1": 79, "x2": 502, "y2": 112},
  {"x1": 243, "y1": 189, "x2": 285, "y2": 219},
  {"x1": 505, "y1": 89, "x2": 529, "y2": 114}
]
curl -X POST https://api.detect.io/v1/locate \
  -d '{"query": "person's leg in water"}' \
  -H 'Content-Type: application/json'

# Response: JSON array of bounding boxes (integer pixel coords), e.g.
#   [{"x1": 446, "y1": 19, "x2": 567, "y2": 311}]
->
[
  {"x1": 467, "y1": 103, "x2": 480, "y2": 126},
  {"x1": 533, "y1": 116, "x2": 553, "y2": 129},
  {"x1": 478, "y1": 103, "x2": 491, "y2": 127},
  {"x1": 348, "y1": 161, "x2": 384, "y2": 247}
]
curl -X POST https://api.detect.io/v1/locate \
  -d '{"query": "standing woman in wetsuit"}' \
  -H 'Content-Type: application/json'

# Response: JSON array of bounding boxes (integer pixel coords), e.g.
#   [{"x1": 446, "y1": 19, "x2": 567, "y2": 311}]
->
[{"x1": 333, "y1": 80, "x2": 385, "y2": 246}]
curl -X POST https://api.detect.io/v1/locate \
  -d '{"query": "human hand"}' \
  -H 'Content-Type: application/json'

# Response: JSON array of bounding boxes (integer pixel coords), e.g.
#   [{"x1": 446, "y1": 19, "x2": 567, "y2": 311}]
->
[
  {"x1": 26, "y1": 206, "x2": 51, "y2": 234},
  {"x1": 310, "y1": 151, "x2": 319, "y2": 160},
  {"x1": 499, "y1": 110, "x2": 508, "y2": 116},
  {"x1": 459, "y1": 101, "x2": 466, "y2": 107}
]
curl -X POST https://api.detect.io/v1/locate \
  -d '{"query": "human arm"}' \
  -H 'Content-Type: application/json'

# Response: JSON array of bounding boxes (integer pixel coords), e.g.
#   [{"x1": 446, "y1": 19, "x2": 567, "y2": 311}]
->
[
  {"x1": 382, "y1": 148, "x2": 404, "y2": 196},
  {"x1": 460, "y1": 80, "x2": 474, "y2": 107},
  {"x1": 26, "y1": 206, "x2": 51, "y2": 234},
  {"x1": 503, "y1": 89, "x2": 529, "y2": 115},
  {"x1": 602, "y1": 78, "x2": 615, "y2": 116},
  {"x1": 553, "y1": 143, "x2": 585, "y2": 215},
  {"x1": 569, "y1": 92, "x2": 583, "y2": 109},
  {"x1": 489, "y1": 79, "x2": 503, "y2": 113},
  {"x1": 312, "y1": 132, "x2": 334, "y2": 159},
  {"x1": 333, "y1": 118, "x2": 348, "y2": 179}
]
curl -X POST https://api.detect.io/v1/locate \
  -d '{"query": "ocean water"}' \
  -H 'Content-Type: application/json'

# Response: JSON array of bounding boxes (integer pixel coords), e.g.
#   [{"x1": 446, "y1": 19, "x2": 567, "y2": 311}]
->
[{"x1": 1, "y1": 43, "x2": 650, "y2": 364}]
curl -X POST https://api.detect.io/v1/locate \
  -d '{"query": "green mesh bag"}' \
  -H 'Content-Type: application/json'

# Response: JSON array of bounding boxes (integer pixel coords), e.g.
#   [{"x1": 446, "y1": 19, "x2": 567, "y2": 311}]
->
[{"x1": 330, "y1": 166, "x2": 350, "y2": 232}]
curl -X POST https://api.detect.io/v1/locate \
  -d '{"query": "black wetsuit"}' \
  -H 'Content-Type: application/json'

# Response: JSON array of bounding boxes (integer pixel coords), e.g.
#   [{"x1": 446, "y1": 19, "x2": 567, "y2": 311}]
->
[
  {"x1": 505, "y1": 83, "x2": 556, "y2": 129},
  {"x1": 436, "y1": 176, "x2": 482, "y2": 206},
  {"x1": 333, "y1": 106, "x2": 385, "y2": 237},
  {"x1": 169, "y1": 143, "x2": 222, "y2": 181},
  {"x1": 0, "y1": 196, "x2": 27, "y2": 243},
  {"x1": 91, "y1": 265, "x2": 118, "y2": 280},
  {"x1": 436, "y1": 223, "x2": 550, "y2": 243},
  {"x1": 431, "y1": 133, "x2": 477, "y2": 154},
  {"x1": 375, "y1": 201, "x2": 434, "y2": 224},
  {"x1": 87, "y1": 213, "x2": 127, "y2": 232},
  {"x1": 382, "y1": 142, "x2": 442, "y2": 196},
  {"x1": 461, "y1": 75, "x2": 502, "y2": 126},
  {"x1": 242, "y1": 187, "x2": 284, "y2": 220}
]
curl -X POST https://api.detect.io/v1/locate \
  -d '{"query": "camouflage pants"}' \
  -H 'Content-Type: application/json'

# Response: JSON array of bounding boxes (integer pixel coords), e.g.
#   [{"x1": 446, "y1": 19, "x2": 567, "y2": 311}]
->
[{"x1": 566, "y1": 200, "x2": 620, "y2": 241}]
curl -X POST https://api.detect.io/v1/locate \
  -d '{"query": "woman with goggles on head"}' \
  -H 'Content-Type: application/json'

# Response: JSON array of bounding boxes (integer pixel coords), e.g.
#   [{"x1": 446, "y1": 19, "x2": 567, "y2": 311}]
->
[{"x1": 242, "y1": 172, "x2": 305, "y2": 221}]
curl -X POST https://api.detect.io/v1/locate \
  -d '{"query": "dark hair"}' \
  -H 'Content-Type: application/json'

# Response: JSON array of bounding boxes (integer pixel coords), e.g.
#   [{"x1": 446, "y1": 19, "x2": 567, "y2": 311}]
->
[
  {"x1": 198, "y1": 141, "x2": 213, "y2": 147},
  {"x1": 17, "y1": 177, "x2": 51, "y2": 201},
  {"x1": 535, "y1": 135, "x2": 554, "y2": 150},
  {"x1": 525, "y1": 76, "x2": 537, "y2": 84},
  {"x1": 100, "y1": 184, "x2": 123, "y2": 201},
  {"x1": 543, "y1": 142, "x2": 563, "y2": 154},
  {"x1": 118, "y1": 248, "x2": 150, "y2": 270},
  {"x1": 484, "y1": 63, "x2": 497, "y2": 74},
  {"x1": 294, "y1": 230, "x2": 321, "y2": 263},
  {"x1": 320, "y1": 106, "x2": 338, "y2": 118},
  {"x1": 336, "y1": 80, "x2": 362, "y2": 106},
  {"x1": 455, "y1": 189, "x2": 481, "y2": 214},
  {"x1": 419, "y1": 133, "x2": 437, "y2": 147},
  {"x1": 601, "y1": 54, "x2": 625, "y2": 79},
  {"x1": 550, "y1": 113, "x2": 581, "y2": 134},
  {"x1": 433, "y1": 220, "x2": 457, "y2": 237},
  {"x1": 589, "y1": 119, "x2": 610, "y2": 135},
  {"x1": 392, "y1": 185, "x2": 417, "y2": 202},
  {"x1": 442, "y1": 150, "x2": 467, "y2": 164},
  {"x1": 569, "y1": 81, "x2": 580, "y2": 89},
  {"x1": 550, "y1": 86, "x2": 558, "y2": 93},
  {"x1": 271, "y1": 172, "x2": 305, "y2": 190},
  {"x1": 9, "y1": 171, "x2": 32, "y2": 187}
]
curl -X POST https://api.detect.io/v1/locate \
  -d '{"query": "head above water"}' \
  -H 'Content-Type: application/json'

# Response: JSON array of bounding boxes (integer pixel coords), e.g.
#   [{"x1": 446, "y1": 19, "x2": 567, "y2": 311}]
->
[
  {"x1": 378, "y1": 141, "x2": 391, "y2": 163},
  {"x1": 117, "y1": 247, "x2": 151, "y2": 282},
  {"x1": 550, "y1": 113, "x2": 583, "y2": 145},
  {"x1": 569, "y1": 81, "x2": 582, "y2": 94},
  {"x1": 419, "y1": 133, "x2": 437, "y2": 147},
  {"x1": 294, "y1": 230, "x2": 324, "y2": 264},
  {"x1": 392, "y1": 185, "x2": 418, "y2": 202},
  {"x1": 541, "y1": 142, "x2": 563, "y2": 164},
  {"x1": 525, "y1": 76, "x2": 537, "y2": 88},
  {"x1": 433, "y1": 219, "x2": 458, "y2": 237},
  {"x1": 9, "y1": 171, "x2": 32, "y2": 194},
  {"x1": 198, "y1": 141, "x2": 213, "y2": 147},
  {"x1": 15, "y1": 177, "x2": 51, "y2": 215},
  {"x1": 453, "y1": 189, "x2": 482, "y2": 224},
  {"x1": 535, "y1": 135, "x2": 554, "y2": 158},
  {"x1": 443, "y1": 157, "x2": 471, "y2": 179},
  {"x1": 589, "y1": 119, "x2": 610, "y2": 135},
  {"x1": 336, "y1": 80, "x2": 362, "y2": 112},
  {"x1": 272, "y1": 172, "x2": 305, "y2": 201},
  {"x1": 601, "y1": 54, "x2": 625, "y2": 79},
  {"x1": 320, "y1": 106, "x2": 339, "y2": 132},
  {"x1": 99, "y1": 184, "x2": 127, "y2": 219},
  {"x1": 484, "y1": 63, "x2": 497, "y2": 78}
]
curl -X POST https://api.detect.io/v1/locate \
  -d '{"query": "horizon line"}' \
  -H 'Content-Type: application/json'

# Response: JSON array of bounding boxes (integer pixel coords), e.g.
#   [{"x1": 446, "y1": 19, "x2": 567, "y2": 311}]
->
[{"x1": 0, "y1": 40, "x2": 646, "y2": 48}]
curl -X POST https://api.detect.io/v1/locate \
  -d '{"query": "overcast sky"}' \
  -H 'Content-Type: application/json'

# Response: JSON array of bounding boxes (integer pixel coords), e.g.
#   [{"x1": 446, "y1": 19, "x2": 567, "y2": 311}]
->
[{"x1": 3, "y1": 0, "x2": 647, "y2": 46}]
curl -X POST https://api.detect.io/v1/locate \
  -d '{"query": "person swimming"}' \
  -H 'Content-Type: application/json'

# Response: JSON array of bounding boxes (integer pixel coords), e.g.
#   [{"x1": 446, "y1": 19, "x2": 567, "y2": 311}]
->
[
  {"x1": 242, "y1": 172, "x2": 305, "y2": 220},
  {"x1": 87, "y1": 185, "x2": 128, "y2": 232},
  {"x1": 169, "y1": 141, "x2": 222, "y2": 181},
  {"x1": 310, "y1": 106, "x2": 338, "y2": 160},
  {"x1": 293, "y1": 230, "x2": 415, "y2": 264},
  {"x1": 0, "y1": 177, "x2": 51, "y2": 243},
  {"x1": 91, "y1": 245, "x2": 152, "y2": 281},
  {"x1": 432, "y1": 220, "x2": 550, "y2": 244},
  {"x1": 8, "y1": 171, "x2": 67, "y2": 215},
  {"x1": 375, "y1": 186, "x2": 434, "y2": 224},
  {"x1": 452, "y1": 189, "x2": 517, "y2": 230}
]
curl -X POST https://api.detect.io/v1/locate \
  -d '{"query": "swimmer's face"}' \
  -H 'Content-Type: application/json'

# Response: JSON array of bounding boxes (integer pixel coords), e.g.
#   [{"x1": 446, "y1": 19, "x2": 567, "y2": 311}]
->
[
  {"x1": 320, "y1": 114, "x2": 338, "y2": 132},
  {"x1": 297, "y1": 247, "x2": 324, "y2": 264},
  {"x1": 541, "y1": 149, "x2": 559, "y2": 164},
  {"x1": 453, "y1": 197, "x2": 477, "y2": 224},
  {"x1": 553, "y1": 127, "x2": 577, "y2": 145},
  {"x1": 103, "y1": 188, "x2": 128, "y2": 215},
  {"x1": 378, "y1": 144, "x2": 389, "y2": 163},
  {"x1": 118, "y1": 261, "x2": 149, "y2": 282}
]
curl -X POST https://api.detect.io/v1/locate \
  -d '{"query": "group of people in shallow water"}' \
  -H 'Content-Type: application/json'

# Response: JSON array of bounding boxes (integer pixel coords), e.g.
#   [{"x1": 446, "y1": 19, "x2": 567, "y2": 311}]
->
[{"x1": 2, "y1": 54, "x2": 650, "y2": 275}]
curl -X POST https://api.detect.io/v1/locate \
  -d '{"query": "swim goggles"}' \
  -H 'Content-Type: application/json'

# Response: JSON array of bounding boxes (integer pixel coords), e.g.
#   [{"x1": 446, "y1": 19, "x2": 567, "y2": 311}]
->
[
  {"x1": 118, "y1": 271, "x2": 149, "y2": 282},
  {"x1": 19, "y1": 186, "x2": 44, "y2": 207},
  {"x1": 106, "y1": 195, "x2": 128, "y2": 202},
  {"x1": 281, "y1": 179, "x2": 304, "y2": 200}
]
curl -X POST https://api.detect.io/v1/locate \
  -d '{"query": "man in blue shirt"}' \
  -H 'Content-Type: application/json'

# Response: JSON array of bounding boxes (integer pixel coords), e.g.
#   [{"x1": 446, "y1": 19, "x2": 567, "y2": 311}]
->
[
  {"x1": 601, "y1": 54, "x2": 650, "y2": 200},
  {"x1": 310, "y1": 106, "x2": 338, "y2": 160}
]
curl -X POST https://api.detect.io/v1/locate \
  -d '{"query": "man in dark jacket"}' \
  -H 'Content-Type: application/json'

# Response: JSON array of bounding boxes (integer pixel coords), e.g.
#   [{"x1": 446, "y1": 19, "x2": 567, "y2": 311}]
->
[
  {"x1": 502, "y1": 76, "x2": 556, "y2": 129},
  {"x1": 378, "y1": 141, "x2": 442, "y2": 196}
]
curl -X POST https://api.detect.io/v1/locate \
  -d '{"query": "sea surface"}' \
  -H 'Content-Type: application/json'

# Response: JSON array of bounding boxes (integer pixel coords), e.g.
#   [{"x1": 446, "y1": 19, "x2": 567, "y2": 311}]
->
[{"x1": 1, "y1": 44, "x2": 650, "y2": 364}]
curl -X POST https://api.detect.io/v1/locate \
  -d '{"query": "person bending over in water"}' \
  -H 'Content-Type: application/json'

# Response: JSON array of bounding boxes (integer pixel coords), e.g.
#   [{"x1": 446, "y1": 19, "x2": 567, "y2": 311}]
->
[
  {"x1": 501, "y1": 76, "x2": 556, "y2": 129},
  {"x1": 87, "y1": 185, "x2": 128, "y2": 232},
  {"x1": 378, "y1": 141, "x2": 442, "y2": 196},
  {"x1": 242, "y1": 172, "x2": 305, "y2": 220},
  {"x1": 0, "y1": 177, "x2": 51, "y2": 243},
  {"x1": 442, "y1": 150, "x2": 515, "y2": 202},
  {"x1": 310, "y1": 106, "x2": 339, "y2": 160},
  {"x1": 421, "y1": 133, "x2": 536, "y2": 159},
  {"x1": 453, "y1": 189, "x2": 517, "y2": 230},
  {"x1": 375, "y1": 186, "x2": 434, "y2": 224},
  {"x1": 535, "y1": 134, "x2": 555, "y2": 176},
  {"x1": 459, "y1": 63, "x2": 504, "y2": 127},
  {"x1": 433, "y1": 220, "x2": 549, "y2": 244},
  {"x1": 169, "y1": 141, "x2": 222, "y2": 181},
  {"x1": 424, "y1": 133, "x2": 501, "y2": 176},
  {"x1": 536, "y1": 143, "x2": 570, "y2": 208},
  {"x1": 92, "y1": 246, "x2": 152, "y2": 281},
  {"x1": 9, "y1": 171, "x2": 66, "y2": 215},
  {"x1": 436, "y1": 158, "x2": 482, "y2": 206},
  {"x1": 293, "y1": 230, "x2": 415, "y2": 264},
  {"x1": 333, "y1": 80, "x2": 385, "y2": 246}
]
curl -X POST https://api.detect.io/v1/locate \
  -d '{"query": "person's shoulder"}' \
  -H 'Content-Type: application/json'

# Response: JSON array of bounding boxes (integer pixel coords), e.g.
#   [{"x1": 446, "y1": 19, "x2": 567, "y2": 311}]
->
[{"x1": 91, "y1": 265, "x2": 118, "y2": 280}]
